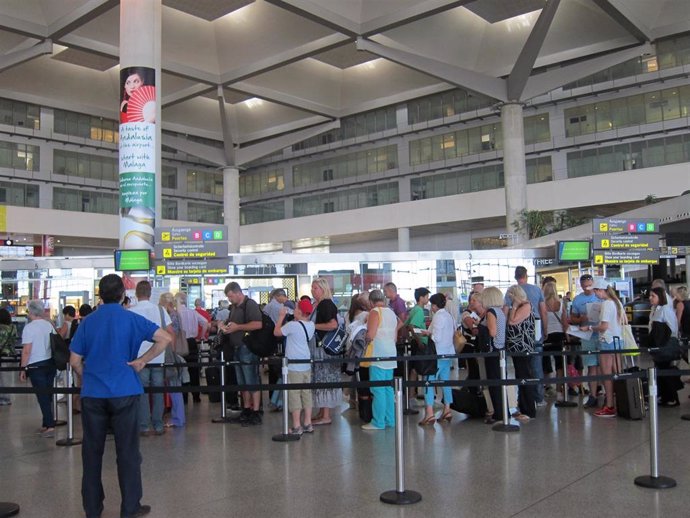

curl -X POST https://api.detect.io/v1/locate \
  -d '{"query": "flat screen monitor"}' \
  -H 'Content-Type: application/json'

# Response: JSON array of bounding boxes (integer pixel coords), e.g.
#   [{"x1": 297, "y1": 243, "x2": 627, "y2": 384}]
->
[
  {"x1": 114, "y1": 249, "x2": 151, "y2": 272},
  {"x1": 557, "y1": 240, "x2": 591, "y2": 263}
]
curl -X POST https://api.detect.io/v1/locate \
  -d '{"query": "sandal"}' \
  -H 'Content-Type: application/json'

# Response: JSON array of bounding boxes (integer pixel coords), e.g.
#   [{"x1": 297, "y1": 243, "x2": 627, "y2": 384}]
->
[
  {"x1": 418, "y1": 415, "x2": 436, "y2": 426},
  {"x1": 438, "y1": 410, "x2": 452, "y2": 423}
]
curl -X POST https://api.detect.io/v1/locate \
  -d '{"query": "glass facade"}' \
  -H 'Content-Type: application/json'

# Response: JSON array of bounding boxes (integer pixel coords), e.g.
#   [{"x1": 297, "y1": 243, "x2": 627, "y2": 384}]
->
[
  {"x1": 293, "y1": 145, "x2": 397, "y2": 187},
  {"x1": 409, "y1": 114, "x2": 550, "y2": 166},
  {"x1": 54, "y1": 109, "x2": 118, "y2": 143},
  {"x1": 564, "y1": 85, "x2": 690, "y2": 137},
  {"x1": 0, "y1": 141, "x2": 40, "y2": 171},
  {"x1": 240, "y1": 201, "x2": 285, "y2": 225},
  {"x1": 53, "y1": 149, "x2": 118, "y2": 182},
  {"x1": 411, "y1": 157, "x2": 552, "y2": 200},
  {"x1": 188, "y1": 201, "x2": 223, "y2": 224},
  {"x1": 292, "y1": 106, "x2": 397, "y2": 151},
  {"x1": 407, "y1": 88, "x2": 495, "y2": 125},
  {"x1": 293, "y1": 182, "x2": 399, "y2": 217},
  {"x1": 53, "y1": 187, "x2": 118, "y2": 215},
  {"x1": 162, "y1": 198, "x2": 178, "y2": 219},
  {"x1": 567, "y1": 133, "x2": 690, "y2": 178},
  {"x1": 0, "y1": 98, "x2": 40, "y2": 129},
  {"x1": 187, "y1": 169, "x2": 223, "y2": 195},
  {"x1": 162, "y1": 165, "x2": 177, "y2": 189},
  {"x1": 0, "y1": 181, "x2": 39, "y2": 207},
  {"x1": 239, "y1": 168, "x2": 284, "y2": 197}
]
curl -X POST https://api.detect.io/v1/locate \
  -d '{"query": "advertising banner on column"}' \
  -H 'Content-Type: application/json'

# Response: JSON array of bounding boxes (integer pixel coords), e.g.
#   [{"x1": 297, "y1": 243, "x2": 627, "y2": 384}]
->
[{"x1": 119, "y1": 66, "x2": 156, "y2": 249}]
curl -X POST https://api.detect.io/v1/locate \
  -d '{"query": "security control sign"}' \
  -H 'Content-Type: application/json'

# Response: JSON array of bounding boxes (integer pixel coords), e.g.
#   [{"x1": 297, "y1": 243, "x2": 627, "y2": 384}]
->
[
  {"x1": 155, "y1": 226, "x2": 227, "y2": 243},
  {"x1": 593, "y1": 250, "x2": 660, "y2": 265},
  {"x1": 593, "y1": 234, "x2": 660, "y2": 250},
  {"x1": 593, "y1": 218, "x2": 659, "y2": 235},
  {"x1": 154, "y1": 259, "x2": 229, "y2": 276},
  {"x1": 154, "y1": 241, "x2": 228, "y2": 260}
]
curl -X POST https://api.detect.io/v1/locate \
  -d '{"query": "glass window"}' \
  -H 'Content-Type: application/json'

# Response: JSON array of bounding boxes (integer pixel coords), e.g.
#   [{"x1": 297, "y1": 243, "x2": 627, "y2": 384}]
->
[
  {"x1": 162, "y1": 165, "x2": 177, "y2": 189},
  {"x1": 595, "y1": 101, "x2": 612, "y2": 132},
  {"x1": 661, "y1": 88, "x2": 681, "y2": 120},
  {"x1": 644, "y1": 91, "x2": 663, "y2": 123}
]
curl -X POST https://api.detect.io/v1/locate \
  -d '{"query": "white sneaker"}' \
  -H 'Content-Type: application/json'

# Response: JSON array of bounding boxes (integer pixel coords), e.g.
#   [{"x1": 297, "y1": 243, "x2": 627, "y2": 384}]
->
[{"x1": 535, "y1": 400, "x2": 547, "y2": 407}]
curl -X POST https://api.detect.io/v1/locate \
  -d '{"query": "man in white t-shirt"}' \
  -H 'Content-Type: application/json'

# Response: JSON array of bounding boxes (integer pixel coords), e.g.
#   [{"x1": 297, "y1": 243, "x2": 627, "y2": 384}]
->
[{"x1": 129, "y1": 281, "x2": 173, "y2": 436}]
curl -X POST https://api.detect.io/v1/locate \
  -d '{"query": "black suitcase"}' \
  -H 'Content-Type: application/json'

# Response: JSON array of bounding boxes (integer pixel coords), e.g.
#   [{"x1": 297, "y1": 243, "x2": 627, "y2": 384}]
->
[
  {"x1": 450, "y1": 387, "x2": 487, "y2": 418},
  {"x1": 613, "y1": 338, "x2": 645, "y2": 420},
  {"x1": 205, "y1": 366, "x2": 221, "y2": 403}
]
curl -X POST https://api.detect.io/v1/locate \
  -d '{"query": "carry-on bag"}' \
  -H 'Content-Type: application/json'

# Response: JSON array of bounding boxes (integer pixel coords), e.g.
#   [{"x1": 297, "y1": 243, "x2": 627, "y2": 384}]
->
[
  {"x1": 612, "y1": 337, "x2": 645, "y2": 420},
  {"x1": 450, "y1": 387, "x2": 487, "y2": 418},
  {"x1": 205, "y1": 366, "x2": 221, "y2": 403}
]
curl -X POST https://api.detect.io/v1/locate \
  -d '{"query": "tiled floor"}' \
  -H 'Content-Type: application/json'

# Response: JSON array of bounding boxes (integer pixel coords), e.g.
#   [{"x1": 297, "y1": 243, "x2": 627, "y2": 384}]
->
[{"x1": 2, "y1": 379, "x2": 690, "y2": 518}]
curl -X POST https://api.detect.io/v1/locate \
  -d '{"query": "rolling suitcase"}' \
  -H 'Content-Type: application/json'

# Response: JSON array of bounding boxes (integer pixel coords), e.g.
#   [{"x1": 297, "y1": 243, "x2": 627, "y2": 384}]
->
[
  {"x1": 613, "y1": 337, "x2": 645, "y2": 420},
  {"x1": 450, "y1": 387, "x2": 487, "y2": 418},
  {"x1": 205, "y1": 366, "x2": 221, "y2": 403}
]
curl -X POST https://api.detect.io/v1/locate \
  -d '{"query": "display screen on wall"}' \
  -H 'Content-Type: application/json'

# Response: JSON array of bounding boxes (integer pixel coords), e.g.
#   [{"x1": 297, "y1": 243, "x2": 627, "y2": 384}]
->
[
  {"x1": 557, "y1": 241, "x2": 591, "y2": 263},
  {"x1": 114, "y1": 249, "x2": 151, "y2": 272}
]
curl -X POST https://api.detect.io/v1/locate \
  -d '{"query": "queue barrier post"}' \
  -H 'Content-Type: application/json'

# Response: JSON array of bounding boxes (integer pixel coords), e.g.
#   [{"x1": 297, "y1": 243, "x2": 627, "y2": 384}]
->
[
  {"x1": 212, "y1": 350, "x2": 233, "y2": 424},
  {"x1": 493, "y1": 350, "x2": 519, "y2": 433},
  {"x1": 273, "y1": 357, "x2": 300, "y2": 442},
  {"x1": 402, "y1": 342, "x2": 418, "y2": 416},
  {"x1": 53, "y1": 372, "x2": 66, "y2": 427},
  {"x1": 555, "y1": 344, "x2": 577, "y2": 408},
  {"x1": 634, "y1": 367, "x2": 676, "y2": 489},
  {"x1": 380, "y1": 377, "x2": 422, "y2": 505},
  {"x1": 56, "y1": 364, "x2": 82, "y2": 447}
]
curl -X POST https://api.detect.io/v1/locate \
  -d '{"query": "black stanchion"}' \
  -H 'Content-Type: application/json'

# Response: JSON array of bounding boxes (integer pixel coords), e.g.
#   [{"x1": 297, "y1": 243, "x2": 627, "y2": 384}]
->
[
  {"x1": 380, "y1": 377, "x2": 422, "y2": 505},
  {"x1": 53, "y1": 373, "x2": 66, "y2": 427},
  {"x1": 493, "y1": 350, "x2": 519, "y2": 433},
  {"x1": 634, "y1": 367, "x2": 676, "y2": 489},
  {"x1": 56, "y1": 364, "x2": 82, "y2": 447},
  {"x1": 402, "y1": 342, "x2": 418, "y2": 416},
  {"x1": 0, "y1": 502, "x2": 19, "y2": 517},
  {"x1": 555, "y1": 345, "x2": 577, "y2": 408},
  {"x1": 212, "y1": 350, "x2": 234, "y2": 424},
  {"x1": 273, "y1": 357, "x2": 300, "y2": 442}
]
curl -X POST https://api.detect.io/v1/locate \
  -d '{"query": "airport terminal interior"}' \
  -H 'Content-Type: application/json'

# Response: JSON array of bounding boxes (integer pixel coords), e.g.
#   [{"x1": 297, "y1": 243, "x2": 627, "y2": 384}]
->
[{"x1": 1, "y1": 0, "x2": 690, "y2": 517}]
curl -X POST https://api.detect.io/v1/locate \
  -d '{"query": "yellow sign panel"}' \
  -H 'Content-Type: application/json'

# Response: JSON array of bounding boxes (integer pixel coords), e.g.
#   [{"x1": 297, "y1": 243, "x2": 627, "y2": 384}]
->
[
  {"x1": 156, "y1": 265, "x2": 166, "y2": 275},
  {"x1": 594, "y1": 254, "x2": 604, "y2": 265},
  {"x1": 163, "y1": 248, "x2": 172, "y2": 258},
  {"x1": 600, "y1": 238, "x2": 610, "y2": 248},
  {"x1": 161, "y1": 232, "x2": 171, "y2": 241},
  {"x1": 598, "y1": 223, "x2": 608, "y2": 232}
]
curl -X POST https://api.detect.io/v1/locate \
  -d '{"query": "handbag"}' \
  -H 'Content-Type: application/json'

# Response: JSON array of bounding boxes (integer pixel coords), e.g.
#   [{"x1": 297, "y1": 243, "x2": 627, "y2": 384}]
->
[
  {"x1": 174, "y1": 327, "x2": 190, "y2": 356},
  {"x1": 360, "y1": 308, "x2": 382, "y2": 368},
  {"x1": 319, "y1": 324, "x2": 348, "y2": 356},
  {"x1": 50, "y1": 330, "x2": 70, "y2": 371},
  {"x1": 453, "y1": 327, "x2": 467, "y2": 354}
]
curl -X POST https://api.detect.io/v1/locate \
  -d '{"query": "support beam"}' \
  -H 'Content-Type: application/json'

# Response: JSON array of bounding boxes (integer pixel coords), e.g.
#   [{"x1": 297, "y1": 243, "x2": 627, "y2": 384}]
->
[
  {"x1": 161, "y1": 134, "x2": 226, "y2": 167},
  {"x1": 218, "y1": 86, "x2": 237, "y2": 167},
  {"x1": 264, "y1": 0, "x2": 359, "y2": 37},
  {"x1": 230, "y1": 81, "x2": 340, "y2": 118},
  {"x1": 0, "y1": 39, "x2": 52, "y2": 74},
  {"x1": 360, "y1": 0, "x2": 471, "y2": 37},
  {"x1": 356, "y1": 37, "x2": 507, "y2": 102},
  {"x1": 48, "y1": 0, "x2": 118, "y2": 40},
  {"x1": 507, "y1": 0, "x2": 561, "y2": 101},
  {"x1": 236, "y1": 119, "x2": 340, "y2": 166},
  {"x1": 220, "y1": 33, "x2": 350, "y2": 84},
  {"x1": 162, "y1": 84, "x2": 215, "y2": 108},
  {"x1": 0, "y1": 16, "x2": 46, "y2": 39},
  {"x1": 521, "y1": 42, "x2": 653, "y2": 100},
  {"x1": 592, "y1": 0, "x2": 650, "y2": 42}
]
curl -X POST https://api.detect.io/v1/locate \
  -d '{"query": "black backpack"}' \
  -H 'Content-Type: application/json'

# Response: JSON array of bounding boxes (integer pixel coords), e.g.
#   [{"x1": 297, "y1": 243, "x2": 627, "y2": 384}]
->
[
  {"x1": 241, "y1": 300, "x2": 276, "y2": 357},
  {"x1": 681, "y1": 300, "x2": 690, "y2": 337}
]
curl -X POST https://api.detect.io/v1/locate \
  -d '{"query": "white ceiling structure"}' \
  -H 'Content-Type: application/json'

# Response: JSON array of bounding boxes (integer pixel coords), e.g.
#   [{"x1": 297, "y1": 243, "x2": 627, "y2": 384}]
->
[{"x1": 0, "y1": 0, "x2": 688, "y2": 155}]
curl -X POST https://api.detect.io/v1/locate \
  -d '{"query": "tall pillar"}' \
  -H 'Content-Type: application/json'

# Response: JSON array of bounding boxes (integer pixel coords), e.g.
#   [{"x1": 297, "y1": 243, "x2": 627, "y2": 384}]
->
[
  {"x1": 223, "y1": 166, "x2": 240, "y2": 253},
  {"x1": 501, "y1": 102, "x2": 527, "y2": 243},
  {"x1": 398, "y1": 227, "x2": 410, "y2": 252},
  {"x1": 118, "y1": 0, "x2": 161, "y2": 249}
]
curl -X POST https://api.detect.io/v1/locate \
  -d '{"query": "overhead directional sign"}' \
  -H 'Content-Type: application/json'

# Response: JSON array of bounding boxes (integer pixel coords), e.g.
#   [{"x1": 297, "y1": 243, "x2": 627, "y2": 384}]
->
[
  {"x1": 155, "y1": 225, "x2": 227, "y2": 243},
  {"x1": 154, "y1": 241, "x2": 228, "y2": 260},
  {"x1": 593, "y1": 250, "x2": 660, "y2": 265},
  {"x1": 659, "y1": 245, "x2": 688, "y2": 257},
  {"x1": 593, "y1": 234, "x2": 660, "y2": 250},
  {"x1": 593, "y1": 218, "x2": 659, "y2": 235},
  {"x1": 154, "y1": 258, "x2": 229, "y2": 276}
]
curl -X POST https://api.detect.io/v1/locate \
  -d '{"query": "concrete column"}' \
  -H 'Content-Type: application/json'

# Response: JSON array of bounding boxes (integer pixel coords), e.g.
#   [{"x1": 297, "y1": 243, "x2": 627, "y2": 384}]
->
[
  {"x1": 118, "y1": 0, "x2": 161, "y2": 249},
  {"x1": 501, "y1": 102, "x2": 527, "y2": 242},
  {"x1": 223, "y1": 166, "x2": 240, "y2": 253},
  {"x1": 39, "y1": 183, "x2": 52, "y2": 209},
  {"x1": 398, "y1": 227, "x2": 410, "y2": 252}
]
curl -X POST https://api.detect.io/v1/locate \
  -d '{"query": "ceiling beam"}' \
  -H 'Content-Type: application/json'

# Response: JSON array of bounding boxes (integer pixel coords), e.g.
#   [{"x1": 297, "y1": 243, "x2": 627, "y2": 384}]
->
[
  {"x1": 220, "y1": 33, "x2": 350, "y2": 84},
  {"x1": 592, "y1": 0, "x2": 650, "y2": 42},
  {"x1": 521, "y1": 41, "x2": 653, "y2": 100},
  {"x1": 507, "y1": 0, "x2": 561, "y2": 101},
  {"x1": 47, "y1": 0, "x2": 119, "y2": 40},
  {"x1": 0, "y1": 39, "x2": 53, "y2": 74},
  {"x1": 218, "y1": 86, "x2": 237, "y2": 166},
  {"x1": 237, "y1": 119, "x2": 340, "y2": 166},
  {"x1": 162, "y1": 84, "x2": 215, "y2": 108},
  {"x1": 161, "y1": 134, "x2": 226, "y2": 167},
  {"x1": 360, "y1": 0, "x2": 472, "y2": 37},
  {"x1": 230, "y1": 81, "x2": 340, "y2": 118},
  {"x1": 0, "y1": 15, "x2": 47, "y2": 39},
  {"x1": 356, "y1": 37, "x2": 507, "y2": 102},
  {"x1": 264, "y1": 0, "x2": 360, "y2": 37}
]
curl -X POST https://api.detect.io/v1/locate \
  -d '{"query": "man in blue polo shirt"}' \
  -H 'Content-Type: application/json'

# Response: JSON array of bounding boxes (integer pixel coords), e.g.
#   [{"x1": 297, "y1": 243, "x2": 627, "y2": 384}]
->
[
  {"x1": 569, "y1": 273, "x2": 601, "y2": 408},
  {"x1": 70, "y1": 274, "x2": 172, "y2": 518}
]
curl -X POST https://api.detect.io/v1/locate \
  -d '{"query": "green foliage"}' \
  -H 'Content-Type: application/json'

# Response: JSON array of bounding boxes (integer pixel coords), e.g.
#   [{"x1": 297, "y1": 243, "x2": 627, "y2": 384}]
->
[
  {"x1": 512, "y1": 209, "x2": 587, "y2": 239},
  {"x1": 644, "y1": 194, "x2": 658, "y2": 205}
]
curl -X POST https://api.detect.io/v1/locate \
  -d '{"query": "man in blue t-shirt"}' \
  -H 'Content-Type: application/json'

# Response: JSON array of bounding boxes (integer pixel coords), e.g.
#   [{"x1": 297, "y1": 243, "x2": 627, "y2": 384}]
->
[
  {"x1": 70, "y1": 274, "x2": 171, "y2": 518},
  {"x1": 569, "y1": 273, "x2": 601, "y2": 408},
  {"x1": 505, "y1": 266, "x2": 548, "y2": 404}
]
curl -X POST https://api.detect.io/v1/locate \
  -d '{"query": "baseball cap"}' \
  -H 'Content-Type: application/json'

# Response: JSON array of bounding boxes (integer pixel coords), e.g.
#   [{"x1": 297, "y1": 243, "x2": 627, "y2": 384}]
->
[
  {"x1": 592, "y1": 278, "x2": 609, "y2": 290},
  {"x1": 297, "y1": 299, "x2": 313, "y2": 315}
]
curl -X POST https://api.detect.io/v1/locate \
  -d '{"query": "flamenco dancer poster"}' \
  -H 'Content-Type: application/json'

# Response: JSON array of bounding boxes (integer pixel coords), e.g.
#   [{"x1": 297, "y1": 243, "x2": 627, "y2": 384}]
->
[{"x1": 118, "y1": 66, "x2": 157, "y2": 250}]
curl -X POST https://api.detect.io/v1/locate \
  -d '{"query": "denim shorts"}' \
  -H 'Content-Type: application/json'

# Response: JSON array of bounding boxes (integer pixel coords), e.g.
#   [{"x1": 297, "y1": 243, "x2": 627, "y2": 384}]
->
[
  {"x1": 579, "y1": 338, "x2": 600, "y2": 367},
  {"x1": 234, "y1": 343, "x2": 259, "y2": 388}
]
